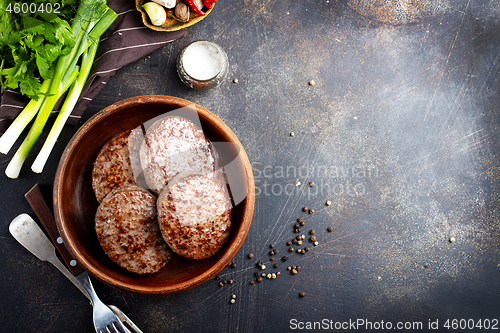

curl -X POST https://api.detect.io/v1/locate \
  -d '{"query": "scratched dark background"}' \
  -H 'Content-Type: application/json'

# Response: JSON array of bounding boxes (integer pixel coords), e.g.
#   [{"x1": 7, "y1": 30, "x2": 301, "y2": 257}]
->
[{"x1": 2, "y1": 0, "x2": 500, "y2": 332}]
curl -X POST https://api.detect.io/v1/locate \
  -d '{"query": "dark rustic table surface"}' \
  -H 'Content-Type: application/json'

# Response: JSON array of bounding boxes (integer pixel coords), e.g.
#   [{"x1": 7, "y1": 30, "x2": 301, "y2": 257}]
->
[{"x1": 2, "y1": 0, "x2": 500, "y2": 332}]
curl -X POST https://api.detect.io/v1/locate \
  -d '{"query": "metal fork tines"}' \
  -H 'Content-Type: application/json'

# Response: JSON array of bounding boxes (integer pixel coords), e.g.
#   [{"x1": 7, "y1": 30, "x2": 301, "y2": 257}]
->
[{"x1": 75, "y1": 271, "x2": 129, "y2": 333}]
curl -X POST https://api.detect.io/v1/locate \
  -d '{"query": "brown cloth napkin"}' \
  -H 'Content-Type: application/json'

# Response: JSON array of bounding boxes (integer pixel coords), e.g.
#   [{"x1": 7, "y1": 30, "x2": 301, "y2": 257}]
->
[{"x1": 0, "y1": 0, "x2": 186, "y2": 134}]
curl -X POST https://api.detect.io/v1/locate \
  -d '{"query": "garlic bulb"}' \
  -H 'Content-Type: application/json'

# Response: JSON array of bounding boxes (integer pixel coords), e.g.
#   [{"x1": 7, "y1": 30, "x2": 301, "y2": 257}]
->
[
  {"x1": 152, "y1": 0, "x2": 176, "y2": 9},
  {"x1": 142, "y1": 2, "x2": 167, "y2": 26},
  {"x1": 195, "y1": 0, "x2": 203, "y2": 10}
]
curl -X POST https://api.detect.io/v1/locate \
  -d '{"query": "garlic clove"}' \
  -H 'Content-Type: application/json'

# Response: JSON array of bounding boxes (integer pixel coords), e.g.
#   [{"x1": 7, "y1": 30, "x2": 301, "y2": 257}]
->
[
  {"x1": 142, "y1": 2, "x2": 167, "y2": 26},
  {"x1": 152, "y1": 0, "x2": 176, "y2": 9}
]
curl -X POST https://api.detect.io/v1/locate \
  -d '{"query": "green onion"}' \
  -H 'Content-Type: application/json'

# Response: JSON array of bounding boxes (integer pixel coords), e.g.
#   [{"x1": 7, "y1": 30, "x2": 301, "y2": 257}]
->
[
  {"x1": 0, "y1": 0, "x2": 117, "y2": 178},
  {"x1": 32, "y1": 41, "x2": 99, "y2": 173},
  {"x1": 5, "y1": 68, "x2": 79, "y2": 179},
  {"x1": 0, "y1": 78, "x2": 51, "y2": 154}
]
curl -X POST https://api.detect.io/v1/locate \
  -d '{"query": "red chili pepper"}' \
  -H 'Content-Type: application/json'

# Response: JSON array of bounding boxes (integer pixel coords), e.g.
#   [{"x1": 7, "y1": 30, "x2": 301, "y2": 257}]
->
[
  {"x1": 186, "y1": 0, "x2": 205, "y2": 16},
  {"x1": 203, "y1": 0, "x2": 212, "y2": 9}
]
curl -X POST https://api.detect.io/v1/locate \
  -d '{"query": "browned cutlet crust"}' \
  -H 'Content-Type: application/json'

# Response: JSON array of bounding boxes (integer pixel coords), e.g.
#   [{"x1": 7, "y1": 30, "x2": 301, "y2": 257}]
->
[
  {"x1": 140, "y1": 116, "x2": 215, "y2": 193},
  {"x1": 157, "y1": 174, "x2": 231, "y2": 260},
  {"x1": 95, "y1": 186, "x2": 173, "y2": 274},
  {"x1": 92, "y1": 130, "x2": 142, "y2": 203}
]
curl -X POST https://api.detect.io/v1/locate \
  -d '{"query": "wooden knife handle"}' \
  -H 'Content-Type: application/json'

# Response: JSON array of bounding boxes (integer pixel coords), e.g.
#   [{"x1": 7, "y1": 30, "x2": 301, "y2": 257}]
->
[{"x1": 25, "y1": 183, "x2": 85, "y2": 276}]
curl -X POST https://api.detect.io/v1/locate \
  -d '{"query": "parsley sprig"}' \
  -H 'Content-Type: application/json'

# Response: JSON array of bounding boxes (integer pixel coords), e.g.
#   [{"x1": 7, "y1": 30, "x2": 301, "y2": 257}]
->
[{"x1": 0, "y1": 0, "x2": 77, "y2": 99}]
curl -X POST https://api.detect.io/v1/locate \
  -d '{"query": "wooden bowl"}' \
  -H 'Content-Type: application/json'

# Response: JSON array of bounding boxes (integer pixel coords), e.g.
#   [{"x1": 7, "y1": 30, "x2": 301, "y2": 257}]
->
[
  {"x1": 136, "y1": 0, "x2": 214, "y2": 32},
  {"x1": 53, "y1": 95, "x2": 255, "y2": 295}
]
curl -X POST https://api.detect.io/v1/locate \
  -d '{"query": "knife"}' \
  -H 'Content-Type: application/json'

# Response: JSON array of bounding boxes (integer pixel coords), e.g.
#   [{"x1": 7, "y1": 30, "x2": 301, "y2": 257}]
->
[
  {"x1": 8, "y1": 213, "x2": 89, "y2": 299},
  {"x1": 23, "y1": 183, "x2": 143, "y2": 333},
  {"x1": 9, "y1": 213, "x2": 142, "y2": 333},
  {"x1": 24, "y1": 184, "x2": 86, "y2": 277}
]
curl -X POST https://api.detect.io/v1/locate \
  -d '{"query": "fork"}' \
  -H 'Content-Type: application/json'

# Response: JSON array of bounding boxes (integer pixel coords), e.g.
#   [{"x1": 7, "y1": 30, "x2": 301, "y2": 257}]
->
[{"x1": 75, "y1": 271, "x2": 130, "y2": 333}]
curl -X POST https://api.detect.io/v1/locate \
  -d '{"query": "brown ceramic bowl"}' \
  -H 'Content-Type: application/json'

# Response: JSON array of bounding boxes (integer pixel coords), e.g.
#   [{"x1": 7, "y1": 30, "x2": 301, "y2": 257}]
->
[{"x1": 53, "y1": 95, "x2": 255, "y2": 295}]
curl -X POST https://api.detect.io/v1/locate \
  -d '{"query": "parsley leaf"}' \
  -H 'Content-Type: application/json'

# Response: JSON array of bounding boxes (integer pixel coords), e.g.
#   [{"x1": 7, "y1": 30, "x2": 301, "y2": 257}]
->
[{"x1": 0, "y1": 0, "x2": 78, "y2": 99}]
